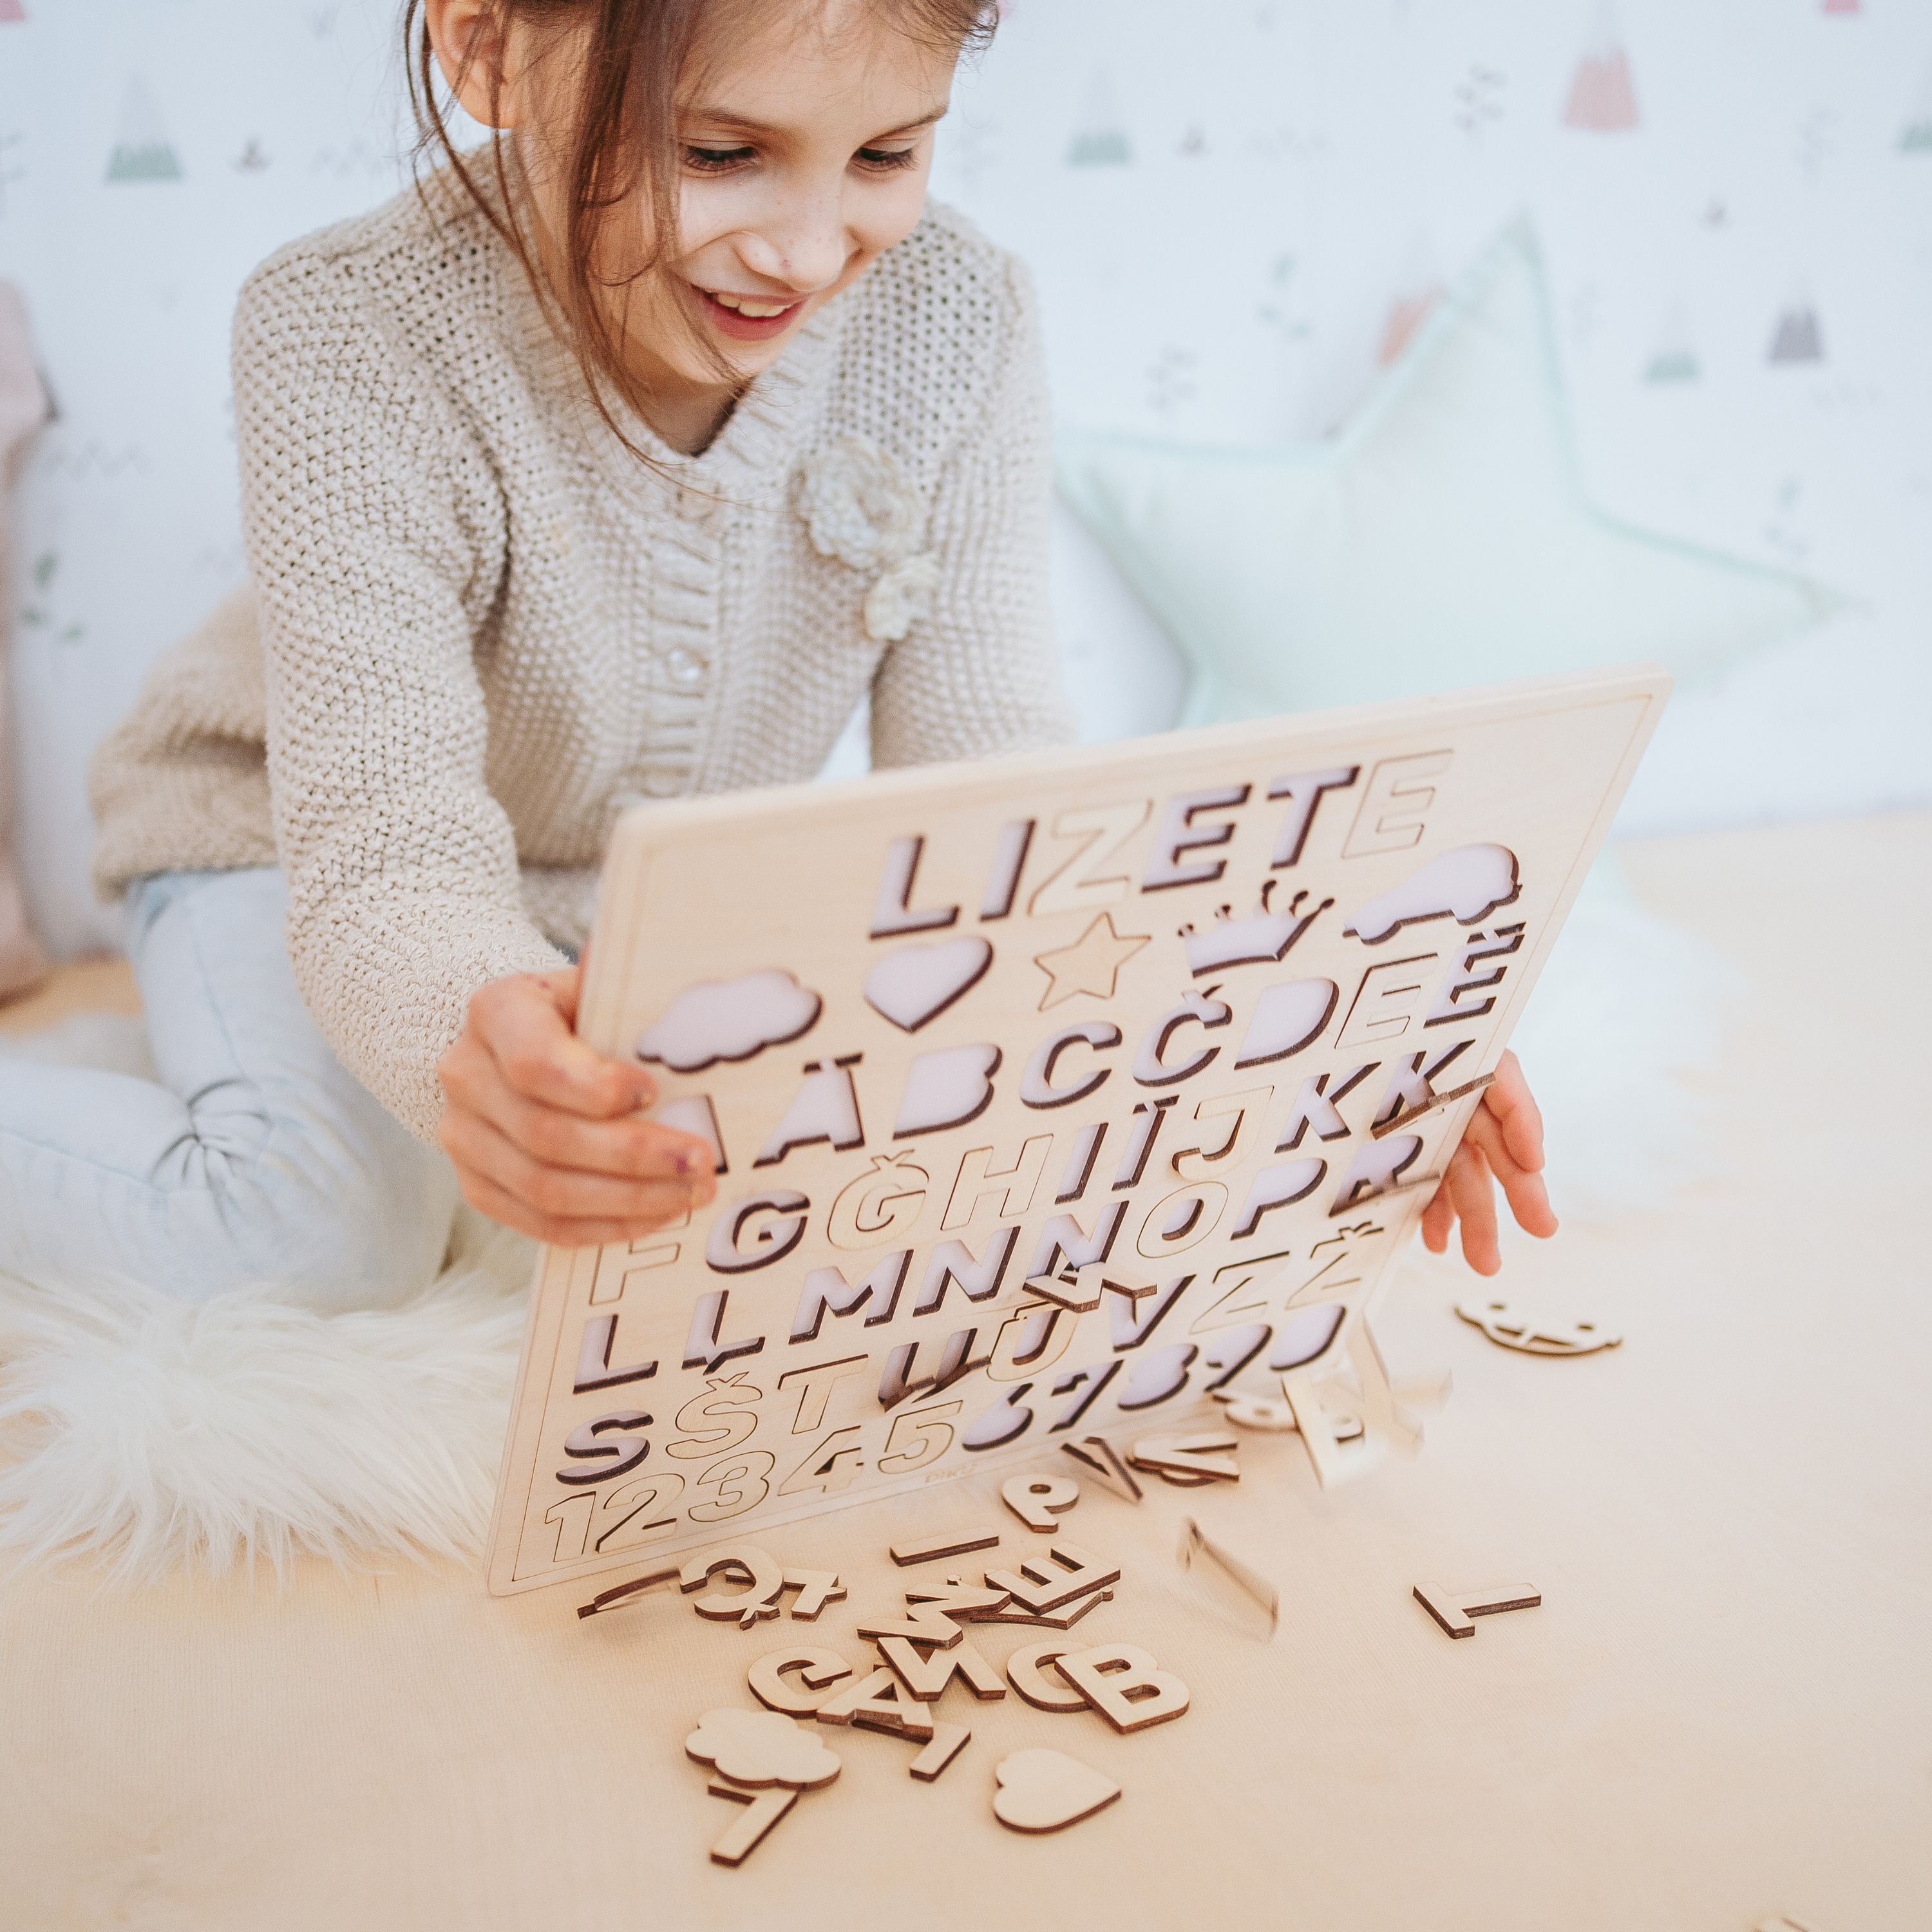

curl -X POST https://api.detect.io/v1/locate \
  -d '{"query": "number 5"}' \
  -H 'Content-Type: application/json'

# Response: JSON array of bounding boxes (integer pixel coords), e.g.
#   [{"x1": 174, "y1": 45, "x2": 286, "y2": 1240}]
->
[{"x1": 878, "y1": 1401, "x2": 962, "y2": 1473}]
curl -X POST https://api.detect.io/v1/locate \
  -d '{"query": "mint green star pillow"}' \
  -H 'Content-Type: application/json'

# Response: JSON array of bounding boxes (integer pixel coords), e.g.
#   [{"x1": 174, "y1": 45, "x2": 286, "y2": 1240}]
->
[{"x1": 1057, "y1": 222, "x2": 1839, "y2": 728}]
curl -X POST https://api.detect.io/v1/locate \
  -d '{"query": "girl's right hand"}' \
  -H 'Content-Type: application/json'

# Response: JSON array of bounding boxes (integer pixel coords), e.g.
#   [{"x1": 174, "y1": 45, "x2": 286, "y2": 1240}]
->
[{"x1": 437, "y1": 966, "x2": 717, "y2": 1247}]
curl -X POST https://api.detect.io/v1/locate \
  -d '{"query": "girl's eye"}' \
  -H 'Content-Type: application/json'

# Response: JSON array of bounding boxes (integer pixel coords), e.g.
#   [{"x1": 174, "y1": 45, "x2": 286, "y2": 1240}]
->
[
  {"x1": 685, "y1": 145, "x2": 756, "y2": 173},
  {"x1": 855, "y1": 146, "x2": 920, "y2": 173}
]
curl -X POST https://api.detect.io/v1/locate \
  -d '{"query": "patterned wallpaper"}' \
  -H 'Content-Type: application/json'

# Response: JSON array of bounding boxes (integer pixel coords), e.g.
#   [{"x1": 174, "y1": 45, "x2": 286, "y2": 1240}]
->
[{"x1": 1, "y1": 0, "x2": 1927, "y2": 956}]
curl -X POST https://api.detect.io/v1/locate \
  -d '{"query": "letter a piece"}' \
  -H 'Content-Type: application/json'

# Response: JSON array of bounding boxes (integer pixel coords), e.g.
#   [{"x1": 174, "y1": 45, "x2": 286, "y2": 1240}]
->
[
  {"x1": 1412, "y1": 1581, "x2": 1541, "y2": 1638},
  {"x1": 1054, "y1": 1643, "x2": 1191, "y2": 1734},
  {"x1": 815, "y1": 1667, "x2": 936, "y2": 1740}
]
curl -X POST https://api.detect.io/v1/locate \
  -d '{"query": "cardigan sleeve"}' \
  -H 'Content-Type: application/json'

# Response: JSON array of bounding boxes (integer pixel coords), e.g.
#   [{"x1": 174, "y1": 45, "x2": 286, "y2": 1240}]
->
[
  {"x1": 234, "y1": 242, "x2": 565, "y2": 1142},
  {"x1": 867, "y1": 249, "x2": 1078, "y2": 770}
]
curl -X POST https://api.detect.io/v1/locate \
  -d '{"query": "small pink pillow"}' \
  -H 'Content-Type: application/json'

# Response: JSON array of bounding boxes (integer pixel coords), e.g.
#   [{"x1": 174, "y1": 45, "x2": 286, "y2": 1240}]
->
[{"x1": 0, "y1": 280, "x2": 52, "y2": 1002}]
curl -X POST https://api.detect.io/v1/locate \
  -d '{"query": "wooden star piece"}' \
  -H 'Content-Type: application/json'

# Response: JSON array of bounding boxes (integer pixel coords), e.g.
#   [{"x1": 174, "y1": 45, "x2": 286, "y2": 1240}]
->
[{"x1": 1032, "y1": 913, "x2": 1150, "y2": 1010}]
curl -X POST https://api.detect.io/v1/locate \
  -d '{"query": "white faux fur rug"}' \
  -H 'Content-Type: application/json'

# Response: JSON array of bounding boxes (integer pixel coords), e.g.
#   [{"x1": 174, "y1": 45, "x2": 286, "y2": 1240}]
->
[{"x1": 0, "y1": 864, "x2": 1743, "y2": 1584}]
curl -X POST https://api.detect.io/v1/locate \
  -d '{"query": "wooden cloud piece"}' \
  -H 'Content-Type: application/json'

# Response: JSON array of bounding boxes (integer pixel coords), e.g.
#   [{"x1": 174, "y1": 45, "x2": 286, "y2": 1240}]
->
[
  {"x1": 484, "y1": 668, "x2": 1670, "y2": 1597},
  {"x1": 983, "y1": 1543, "x2": 1123, "y2": 1615},
  {"x1": 1054, "y1": 1644, "x2": 1192, "y2": 1734},
  {"x1": 1129, "y1": 1433, "x2": 1240, "y2": 1482},
  {"x1": 1060, "y1": 1436, "x2": 1143, "y2": 1504},
  {"x1": 889, "y1": 1528, "x2": 1001, "y2": 1567},
  {"x1": 876, "y1": 1634, "x2": 1008, "y2": 1702},
  {"x1": 685, "y1": 1707, "x2": 844, "y2": 1790},
  {"x1": 706, "y1": 1779, "x2": 797, "y2": 1867},
  {"x1": 746, "y1": 1647, "x2": 856, "y2": 1717},
  {"x1": 813, "y1": 1667, "x2": 936, "y2": 1740},
  {"x1": 908, "y1": 1723, "x2": 972, "y2": 1782},
  {"x1": 1177, "y1": 1517, "x2": 1279, "y2": 1634},
  {"x1": 1003, "y1": 1641, "x2": 1093, "y2": 1712},
  {"x1": 1455, "y1": 1297, "x2": 1624, "y2": 1356},
  {"x1": 1412, "y1": 1580, "x2": 1542, "y2": 1638},
  {"x1": 681, "y1": 1546, "x2": 786, "y2": 1627},
  {"x1": 992, "y1": 1749, "x2": 1122, "y2": 1834},
  {"x1": 1001, "y1": 1473, "x2": 1081, "y2": 1533}
]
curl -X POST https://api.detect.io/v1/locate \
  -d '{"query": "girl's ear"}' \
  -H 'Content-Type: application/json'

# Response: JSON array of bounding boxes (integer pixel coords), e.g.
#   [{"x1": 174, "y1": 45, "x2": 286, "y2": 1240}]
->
[{"x1": 424, "y1": 0, "x2": 527, "y2": 130}]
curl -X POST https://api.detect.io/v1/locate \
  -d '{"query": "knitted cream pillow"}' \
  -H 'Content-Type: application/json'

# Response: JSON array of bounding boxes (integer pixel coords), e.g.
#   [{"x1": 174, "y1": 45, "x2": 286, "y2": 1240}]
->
[
  {"x1": 0, "y1": 282, "x2": 51, "y2": 1001},
  {"x1": 1056, "y1": 222, "x2": 1839, "y2": 728}
]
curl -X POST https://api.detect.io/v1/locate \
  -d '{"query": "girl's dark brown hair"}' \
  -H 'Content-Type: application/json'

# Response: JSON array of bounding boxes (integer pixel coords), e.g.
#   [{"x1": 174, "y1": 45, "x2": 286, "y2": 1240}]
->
[{"x1": 404, "y1": 0, "x2": 994, "y2": 459}]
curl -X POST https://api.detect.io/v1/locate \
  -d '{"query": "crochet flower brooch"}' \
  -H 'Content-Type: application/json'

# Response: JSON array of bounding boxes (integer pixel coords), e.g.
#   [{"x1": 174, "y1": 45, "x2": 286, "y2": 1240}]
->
[{"x1": 795, "y1": 433, "x2": 940, "y2": 643}]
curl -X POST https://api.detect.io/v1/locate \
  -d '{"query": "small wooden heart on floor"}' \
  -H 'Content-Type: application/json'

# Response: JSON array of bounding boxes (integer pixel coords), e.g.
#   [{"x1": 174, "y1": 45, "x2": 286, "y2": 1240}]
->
[{"x1": 992, "y1": 1747, "x2": 1122, "y2": 1833}]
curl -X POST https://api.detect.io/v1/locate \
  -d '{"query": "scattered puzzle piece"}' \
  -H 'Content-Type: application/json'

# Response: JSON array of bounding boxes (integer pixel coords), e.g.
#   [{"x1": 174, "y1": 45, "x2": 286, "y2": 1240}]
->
[
  {"x1": 1412, "y1": 1580, "x2": 1542, "y2": 1638},
  {"x1": 993, "y1": 1748, "x2": 1122, "y2": 1833}
]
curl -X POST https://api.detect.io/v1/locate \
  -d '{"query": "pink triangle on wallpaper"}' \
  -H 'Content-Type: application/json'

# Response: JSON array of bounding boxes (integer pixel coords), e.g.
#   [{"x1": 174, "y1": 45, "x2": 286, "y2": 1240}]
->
[
  {"x1": 1562, "y1": 6, "x2": 1640, "y2": 131},
  {"x1": 0, "y1": 1, "x2": 28, "y2": 24},
  {"x1": 1821, "y1": 0, "x2": 1860, "y2": 14}
]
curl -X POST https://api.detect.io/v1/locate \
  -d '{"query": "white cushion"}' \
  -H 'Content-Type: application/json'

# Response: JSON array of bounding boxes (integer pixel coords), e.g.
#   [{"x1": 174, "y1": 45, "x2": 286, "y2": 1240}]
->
[{"x1": 1057, "y1": 221, "x2": 1839, "y2": 727}]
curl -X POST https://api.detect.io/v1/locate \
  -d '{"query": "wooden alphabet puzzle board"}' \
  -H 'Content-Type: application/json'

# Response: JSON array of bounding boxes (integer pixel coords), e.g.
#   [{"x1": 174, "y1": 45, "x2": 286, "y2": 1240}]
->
[{"x1": 486, "y1": 665, "x2": 1669, "y2": 1595}]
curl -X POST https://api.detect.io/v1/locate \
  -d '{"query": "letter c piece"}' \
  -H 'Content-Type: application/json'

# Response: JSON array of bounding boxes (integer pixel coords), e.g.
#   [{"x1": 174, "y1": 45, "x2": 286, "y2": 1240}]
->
[
  {"x1": 706, "y1": 1190, "x2": 810, "y2": 1273},
  {"x1": 1021, "y1": 1023, "x2": 1122, "y2": 1110}
]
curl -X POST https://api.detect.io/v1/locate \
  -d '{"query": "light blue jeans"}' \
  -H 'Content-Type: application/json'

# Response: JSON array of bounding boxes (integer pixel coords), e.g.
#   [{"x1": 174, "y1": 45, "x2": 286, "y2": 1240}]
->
[{"x1": 0, "y1": 867, "x2": 460, "y2": 1312}]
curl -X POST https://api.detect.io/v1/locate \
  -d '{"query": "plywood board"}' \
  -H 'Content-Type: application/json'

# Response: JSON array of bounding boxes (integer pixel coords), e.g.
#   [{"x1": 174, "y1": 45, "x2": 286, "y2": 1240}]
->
[{"x1": 487, "y1": 667, "x2": 1668, "y2": 1593}]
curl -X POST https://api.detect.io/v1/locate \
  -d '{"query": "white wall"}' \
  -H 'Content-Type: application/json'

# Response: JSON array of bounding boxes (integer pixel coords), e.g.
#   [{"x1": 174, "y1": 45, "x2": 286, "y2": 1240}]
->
[{"x1": 2, "y1": 0, "x2": 1927, "y2": 956}]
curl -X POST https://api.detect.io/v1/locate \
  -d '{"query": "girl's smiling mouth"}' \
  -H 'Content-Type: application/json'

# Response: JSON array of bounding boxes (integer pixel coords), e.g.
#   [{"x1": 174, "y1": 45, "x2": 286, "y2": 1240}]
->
[{"x1": 694, "y1": 283, "x2": 804, "y2": 340}]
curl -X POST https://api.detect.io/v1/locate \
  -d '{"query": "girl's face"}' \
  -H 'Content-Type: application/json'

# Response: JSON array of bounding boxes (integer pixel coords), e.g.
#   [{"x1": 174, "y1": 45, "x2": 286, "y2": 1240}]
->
[
  {"x1": 439, "y1": 1, "x2": 956, "y2": 450},
  {"x1": 647, "y1": 8, "x2": 954, "y2": 396}
]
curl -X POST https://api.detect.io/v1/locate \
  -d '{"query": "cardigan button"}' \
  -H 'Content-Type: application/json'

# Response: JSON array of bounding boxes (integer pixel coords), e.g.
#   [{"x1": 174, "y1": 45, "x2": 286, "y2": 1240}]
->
[
  {"x1": 664, "y1": 647, "x2": 706, "y2": 689},
  {"x1": 676, "y1": 486, "x2": 721, "y2": 524}
]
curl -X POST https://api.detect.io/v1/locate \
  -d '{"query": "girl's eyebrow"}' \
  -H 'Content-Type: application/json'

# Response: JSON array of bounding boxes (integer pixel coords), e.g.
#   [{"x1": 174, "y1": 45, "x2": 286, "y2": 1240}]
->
[{"x1": 685, "y1": 104, "x2": 950, "y2": 141}]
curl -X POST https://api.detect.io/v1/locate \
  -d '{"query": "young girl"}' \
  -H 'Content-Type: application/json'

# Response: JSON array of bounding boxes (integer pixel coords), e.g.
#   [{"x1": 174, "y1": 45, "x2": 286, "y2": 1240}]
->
[{"x1": 1, "y1": 0, "x2": 1553, "y2": 1311}]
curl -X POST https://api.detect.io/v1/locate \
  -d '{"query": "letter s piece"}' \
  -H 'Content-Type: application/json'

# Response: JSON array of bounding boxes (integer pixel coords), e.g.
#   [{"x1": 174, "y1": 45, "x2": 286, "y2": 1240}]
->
[{"x1": 556, "y1": 1410, "x2": 652, "y2": 1486}]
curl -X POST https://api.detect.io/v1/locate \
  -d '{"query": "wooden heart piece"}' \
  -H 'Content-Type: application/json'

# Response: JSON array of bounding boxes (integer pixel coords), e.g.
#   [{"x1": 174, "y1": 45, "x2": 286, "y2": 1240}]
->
[
  {"x1": 863, "y1": 936, "x2": 993, "y2": 1033},
  {"x1": 992, "y1": 1748, "x2": 1122, "y2": 1833}
]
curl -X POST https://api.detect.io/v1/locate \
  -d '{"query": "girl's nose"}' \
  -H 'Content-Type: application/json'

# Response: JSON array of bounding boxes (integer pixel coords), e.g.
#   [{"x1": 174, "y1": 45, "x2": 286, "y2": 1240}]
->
[{"x1": 737, "y1": 190, "x2": 849, "y2": 294}]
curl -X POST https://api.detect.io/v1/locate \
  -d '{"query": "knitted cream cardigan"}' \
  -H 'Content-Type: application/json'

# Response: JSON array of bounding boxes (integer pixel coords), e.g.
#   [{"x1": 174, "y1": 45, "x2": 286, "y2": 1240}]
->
[{"x1": 89, "y1": 183, "x2": 1074, "y2": 1141}]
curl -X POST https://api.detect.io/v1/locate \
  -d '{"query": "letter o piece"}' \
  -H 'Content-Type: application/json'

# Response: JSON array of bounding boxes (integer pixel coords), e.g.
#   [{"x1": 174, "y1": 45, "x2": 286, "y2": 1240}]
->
[
  {"x1": 1054, "y1": 1644, "x2": 1191, "y2": 1734},
  {"x1": 748, "y1": 1647, "x2": 857, "y2": 1717},
  {"x1": 1001, "y1": 1474, "x2": 1080, "y2": 1533},
  {"x1": 1004, "y1": 1642, "x2": 1092, "y2": 1713}
]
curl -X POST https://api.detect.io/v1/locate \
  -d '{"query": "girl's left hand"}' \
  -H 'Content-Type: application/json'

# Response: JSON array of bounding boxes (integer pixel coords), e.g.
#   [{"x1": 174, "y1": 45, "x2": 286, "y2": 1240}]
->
[{"x1": 1419, "y1": 1049, "x2": 1557, "y2": 1275}]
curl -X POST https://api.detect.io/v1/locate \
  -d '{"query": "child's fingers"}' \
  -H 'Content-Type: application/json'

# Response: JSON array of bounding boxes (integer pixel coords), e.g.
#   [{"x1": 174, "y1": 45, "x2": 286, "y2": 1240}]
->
[
  {"x1": 467, "y1": 972, "x2": 656, "y2": 1119},
  {"x1": 1484, "y1": 1049, "x2": 1546, "y2": 1173},
  {"x1": 466, "y1": 1069, "x2": 714, "y2": 1185},
  {"x1": 455, "y1": 1166, "x2": 692, "y2": 1251},
  {"x1": 1444, "y1": 1141, "x2": 1502, "y2": 1275},
  {"x1": 1420, "y1": 1180, "x2": 1456, "y2": 1254},
  {"x1": 445, "y1": 1108, "x2": 703, "y2": 1230}
]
